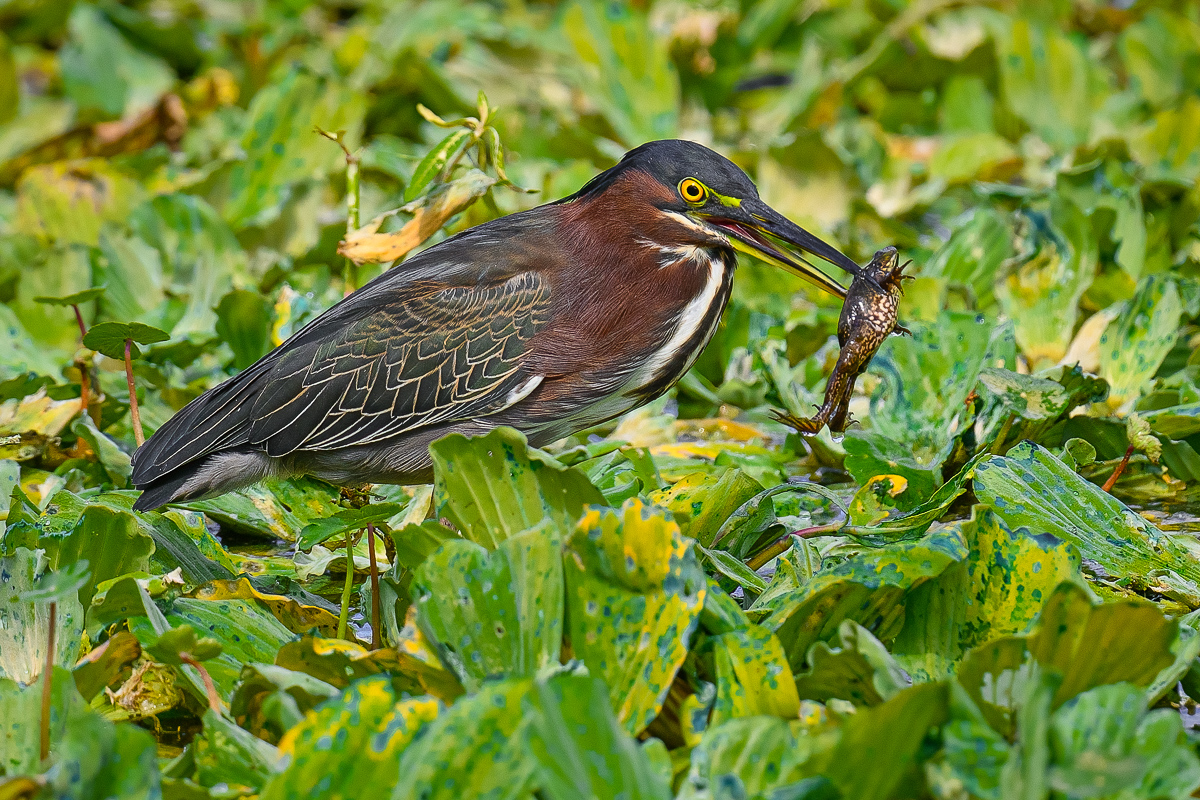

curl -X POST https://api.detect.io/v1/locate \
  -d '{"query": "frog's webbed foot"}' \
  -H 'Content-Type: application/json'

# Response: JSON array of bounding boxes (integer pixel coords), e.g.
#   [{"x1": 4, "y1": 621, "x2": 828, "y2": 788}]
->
[{"x1": 893, "y1": 322, "x2": 912, "y2": 337}]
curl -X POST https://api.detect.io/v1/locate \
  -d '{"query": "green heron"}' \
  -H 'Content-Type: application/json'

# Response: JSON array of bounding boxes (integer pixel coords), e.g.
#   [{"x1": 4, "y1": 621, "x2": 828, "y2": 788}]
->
[{"x1": 131, "y1": 140, "x2": 860, "y2": 510}]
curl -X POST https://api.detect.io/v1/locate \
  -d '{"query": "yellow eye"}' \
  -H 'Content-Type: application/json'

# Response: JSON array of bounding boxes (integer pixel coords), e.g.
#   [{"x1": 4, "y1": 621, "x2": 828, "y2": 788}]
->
[{"x1": 679, "y1": 178, "x2": 706, "y2": 203}]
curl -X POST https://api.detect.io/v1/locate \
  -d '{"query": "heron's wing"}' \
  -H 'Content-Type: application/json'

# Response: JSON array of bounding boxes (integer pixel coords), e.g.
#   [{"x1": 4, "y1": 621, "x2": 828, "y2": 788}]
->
[{"x1": 247, "y1": 271, "x2": 551, "y2": 457}]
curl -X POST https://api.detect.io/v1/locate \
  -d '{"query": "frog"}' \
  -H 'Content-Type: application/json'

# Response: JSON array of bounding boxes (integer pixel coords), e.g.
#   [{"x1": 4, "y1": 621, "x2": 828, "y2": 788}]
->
[{"x1": 775, "y1": 246, "x2": 911, "y2": 435}]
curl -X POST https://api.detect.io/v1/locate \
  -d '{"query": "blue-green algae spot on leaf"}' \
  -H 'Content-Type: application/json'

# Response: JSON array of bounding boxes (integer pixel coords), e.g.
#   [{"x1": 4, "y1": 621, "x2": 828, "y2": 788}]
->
[
  {"x1": 262, "y1": 675, "x2": 440, "y2": 800},
  {"x1": 565, "y1": 498, "x2": 706, "y2": 735}
]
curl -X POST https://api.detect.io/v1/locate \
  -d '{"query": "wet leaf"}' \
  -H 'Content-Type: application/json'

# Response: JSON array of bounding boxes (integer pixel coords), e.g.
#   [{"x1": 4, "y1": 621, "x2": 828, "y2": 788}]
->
[
  {"x1": 390, "y1": 678, "x2": 535, "y2": 799},
  {"x1": 297, "y1": 503, "x2": 404, "y2": 551},
  {"x1": 957, "y1": 582, "x2": 1178, "y2": 736},
  {"x1": 1048, "y1": 683, "x2": 1200, "y2": 797},
  {"x1": 676, "y1": 716, "x2": 832, "y2": 800},
  {"x1": 0, "y1": 548, "x2": 84, "y2": 683},
  {"x1": 974, "y1": 441, "x2": 1200, "y2": 589}
]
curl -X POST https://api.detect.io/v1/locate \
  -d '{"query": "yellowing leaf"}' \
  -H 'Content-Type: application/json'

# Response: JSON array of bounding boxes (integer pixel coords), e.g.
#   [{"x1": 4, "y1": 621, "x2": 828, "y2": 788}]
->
[{"x1": 565, "y1": 499, "x2": 706, "y2": 734}]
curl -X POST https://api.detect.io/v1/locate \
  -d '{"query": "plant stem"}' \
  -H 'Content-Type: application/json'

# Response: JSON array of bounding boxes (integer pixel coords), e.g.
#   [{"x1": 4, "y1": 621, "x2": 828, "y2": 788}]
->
[
  {"x1": 367, "y1": 523, "x2": 381, "y2": 650},
  {"x1": 40, "y1": 600, "x2": 56, "y2": 763},
  {"x1": 1102, "y1": 445, "x2": 1136, "y2": 493},
  {"x1": 345, "y1": 153, "x2": 360, "y2": 294},
  {"x1": 746, "y1": 522, "x2": 846, "y2": 572},
  {"x1": 317, "y1": 128, "x2": 361, "y2": 295},
  {"x1": 124, "y1": 338, "x2": 144, "y2": 446},
  {"x1": 337, "y1": 533, "x2": 355, "y2": 640},
  {"x1": 989, "y1": 412, "x2": 1015, "y2": 456},
  {"x1": 180, "y1": 653, "x2": 222, "y2": 714},
  {"x1": 78, "y1": 362, "x2": 90, "y2": 420},
  {"x1": 72, "y1": 304, "x2": 92, "y2": 422},
  {"x1": 71, "y1": 304, "x2": 87, "y2": 339}
]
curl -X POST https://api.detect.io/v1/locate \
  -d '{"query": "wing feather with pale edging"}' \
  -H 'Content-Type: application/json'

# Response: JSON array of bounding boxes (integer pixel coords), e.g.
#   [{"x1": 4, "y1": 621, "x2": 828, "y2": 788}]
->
[{"x1": 247, "y1": 271, "x2": 551, "y2": 457}]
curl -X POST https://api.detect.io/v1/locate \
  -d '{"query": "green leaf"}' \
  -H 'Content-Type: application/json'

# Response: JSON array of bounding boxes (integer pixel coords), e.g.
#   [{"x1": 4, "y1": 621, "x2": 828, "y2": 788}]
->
[
  {"x1": 59, "y1": 4, "x2": 174, "y2": 121},
  {"x1": 793, "y1": 619, "x2": 909, "y2": 707},
  {"x1": 228, "y1": 663, "x2": 340, "y2": 741},
  {"x1": 181, "y1": 476, "x2": 345, "y2": 540},
  {"x1": 1098, "y1": 276, "x2": 1183, "y2": 411},
  {"x1": 145, "y1": 624, "x2": 224, "y2": 665},
  {"x1": 1131, "y1": 95, "x2": 1200, "y2": 185},
  {"x1": 18, "y1": 559, "x2": 90, "y2": 603},
  {"x1": 0, "y1": 548, "x2": 84, "y2": 683},
  {"x1": 697, "y1": 544, "x2": 766, "y2": 594},
  {"x1": 957, "y1": 582, "x2": 1178, "y2": 736},
  {"x1": 32, "y1": 286, "x2": 107, "y2": 306},
  {"x1": 647, "y1": 467, "x2": 763, "y2": 546},
  {"x1": 1048, "y1": 683, "x2": 1200, "y2": 798},
  {"x1": 526, "y1": 674, "x2": 674, "y2": 800},
  {"x1": 193, "y1": 708, "x2": 280, "y2": 793},
  {"x1": 224, "y1": 69, "x2": 366, "y2": 229},
  {"x1": 131, "y1": 590, "x2": 300, "y2": 701},
  {"x1": 412, "y1": 525, "x2": 563, "y2": 691},
  {"x1": 0, "y1": 667, "x2": 76, "y2": 777},
  {"x1": 129, "y1": 193, "x2": 242, "y2": 337},
  {"x1": 843, "y1": 432, "x2": 941, "y2": 508},
  {"x1": 262, "y1": 676, "x2": 440, "y2": 800},
  {"x1": 404, "y1": 129, "x2": 472, "y2": 203},
  {"x1": 707, "y1": 623, "x2": 800, "y2": 725},
  {"x1": 677, "y1": 717, "x2": 832, "y2": 800},
  {"x1": 1119, "y1": 10, "x2": 1200, "y2": 109},
  {"x1": 560, "y1": 1, "x2": 678, "y2": 145},
  {"x1": 995, "y1": 205, "x2": 1096, "y2": 368},
  {"x1": 869, "y1": 311, "x2": 1013, "y2": 460},
  {"x1": 978, "y1": 368, "x2": 1074, "y2": 420},
  {"x1": 42, "y1": 504, "x2": 155, "y2": 608},
  {"x1": 974, "y1": 441, "x2": 1200, "y2": 588},
  {"x1": 214, "y1": 289, "x2": 274, "y2": 370},
  {"x1": 391, "y1": 678, "x2": 536, "y2": 799},
  {"x1": 296, "y1": 503, "x2": 405, "y2": 551},
  {"x1": 82, "y1": 320, "x2": 169, "y2": 360},
  {"x1": 807, "y1": 682, "x2": 951, "y2": 800},
  {"x1": 921, "y1": 207, "x2": 1012, "y2": 309},
  {"x1": 890, "y1": 506, "x2": 1081, "y2": 681},
  {"x1": 71, "y1": 415, "x2": 132, "y2": 488},
  {"x1": 756, "y1": 529, "x2": 967, "y2": 673},
  {"x1": 565, "y1": 499, "x2": 706, "y2": 734},
  {"x1": 989, "y1": 15, "x2": 1108, "y2": 150},
  {"x1": 430, "y1": 427, "x2": 605, "y2": 549}
]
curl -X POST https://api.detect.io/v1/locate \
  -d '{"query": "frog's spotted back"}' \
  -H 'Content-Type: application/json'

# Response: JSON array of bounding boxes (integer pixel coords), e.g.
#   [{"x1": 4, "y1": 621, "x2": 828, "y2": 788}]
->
[{"x1": 775, "y1": 248, "x2": 911, "y2": 436}]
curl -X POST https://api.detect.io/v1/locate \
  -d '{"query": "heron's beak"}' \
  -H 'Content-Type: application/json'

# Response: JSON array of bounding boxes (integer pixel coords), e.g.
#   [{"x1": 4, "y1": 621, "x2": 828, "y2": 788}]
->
[{"x1": 703, "y1": 199, "x2": 859, "y2": 300}]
